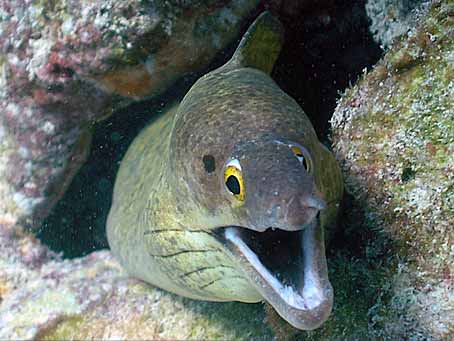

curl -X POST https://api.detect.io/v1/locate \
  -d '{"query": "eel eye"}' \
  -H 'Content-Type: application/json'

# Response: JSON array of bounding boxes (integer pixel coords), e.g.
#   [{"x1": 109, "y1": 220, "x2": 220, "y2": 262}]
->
[
  {"x1": 224, "y1": 159, "x2": 245, "y2": 201},
  {"x1": 291, "y1": 145, "x2": 311, "y2": 172}
]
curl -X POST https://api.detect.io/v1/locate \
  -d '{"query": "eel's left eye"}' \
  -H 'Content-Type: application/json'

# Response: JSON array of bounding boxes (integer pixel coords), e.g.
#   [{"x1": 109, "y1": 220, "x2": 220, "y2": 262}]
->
[
  {"x1": 291, "y1": 145, "x2": 311, "y2": 172},
  {"x1": 224, "y1": 159, "x2": 245, "y2": 202}
]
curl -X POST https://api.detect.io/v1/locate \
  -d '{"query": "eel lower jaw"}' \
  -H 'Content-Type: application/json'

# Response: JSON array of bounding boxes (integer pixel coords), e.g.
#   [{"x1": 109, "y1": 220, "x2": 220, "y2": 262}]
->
[{"x1": 218, "y1": 218, "x2": 333, "y2": 330}]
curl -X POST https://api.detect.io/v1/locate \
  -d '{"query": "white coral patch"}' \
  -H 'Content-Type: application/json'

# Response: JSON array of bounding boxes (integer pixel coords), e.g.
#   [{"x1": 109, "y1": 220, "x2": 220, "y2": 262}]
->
[
  {"x1": 6, "y1": 103, "x2": 20, "y2": 117},
  {"x1": 12, "y1": 192, "x2": 43, "y2": 215},
  {"x1": 27, "y1": 38, "x2": 54, "y2": 81},
  {"x1": 18, "y1": 147, "x2": 29, "y2": 158},
  {"x1": 0, "y1": 62, "x2": 7, "y2": 99},
  {"x1": 406, "y1": 180, "x2": 437, "y2": 216},
  {"x1": 61, "y1": 17, "x2": 75, "y2": 36},
  {"x1": 41, "y1": 121, "x2": 56, "y2": 135}
]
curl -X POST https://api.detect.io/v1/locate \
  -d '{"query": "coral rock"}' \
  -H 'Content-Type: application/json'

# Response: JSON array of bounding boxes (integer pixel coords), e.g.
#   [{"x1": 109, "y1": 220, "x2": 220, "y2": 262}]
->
[
  {"x1": 366, "y1": 0, "x2": 430, "y2": 49},
  {"x1": 332, "y1": 1, "x2": 454, "y2": 338},
  {"x1": 0, "y1": 226, "x2": 273, "y2": 340},
  {"x1": 0, "y1": 0, "x2": 260, "y2": 230}
]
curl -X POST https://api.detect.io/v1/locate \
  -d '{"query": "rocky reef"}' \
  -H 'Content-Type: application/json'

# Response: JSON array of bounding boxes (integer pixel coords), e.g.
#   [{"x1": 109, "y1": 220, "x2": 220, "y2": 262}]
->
[
  {"x1": 332, "y1": 0, "x2": 454, "y2": 338},
  {"x1": 1, "y1": 0, "x2": 453, "y2": 339},
  {"x1": 0, "y1": 225, "x2": 273, "y2": 339},
  {"x1": 235, "y1": 1, "x2": 454, "y2": 339},
  {"x1": 366, "y1": 0, "x2": 430, "y2": 48},
  {"x1": 0, "y1": 0, "x2": 260, "y2": 230}
]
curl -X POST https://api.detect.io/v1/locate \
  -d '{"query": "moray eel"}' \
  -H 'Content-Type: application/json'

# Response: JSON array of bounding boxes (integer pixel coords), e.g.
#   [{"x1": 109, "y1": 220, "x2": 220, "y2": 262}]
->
[{"x1": 107, "y1": 12, "x2": 343, "y2": 330}]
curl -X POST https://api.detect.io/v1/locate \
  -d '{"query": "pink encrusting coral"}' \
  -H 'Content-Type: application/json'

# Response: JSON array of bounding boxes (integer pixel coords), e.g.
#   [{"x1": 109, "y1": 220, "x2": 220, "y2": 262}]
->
[{"x1": 0, "y1": 0, "x2": 260, "y2": 230}]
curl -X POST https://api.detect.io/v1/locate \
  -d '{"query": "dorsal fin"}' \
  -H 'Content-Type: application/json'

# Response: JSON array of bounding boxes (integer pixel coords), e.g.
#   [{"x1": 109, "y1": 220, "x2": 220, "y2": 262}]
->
[{"x1": 227, "y1": 11, "x2": 284, "y2": 74}]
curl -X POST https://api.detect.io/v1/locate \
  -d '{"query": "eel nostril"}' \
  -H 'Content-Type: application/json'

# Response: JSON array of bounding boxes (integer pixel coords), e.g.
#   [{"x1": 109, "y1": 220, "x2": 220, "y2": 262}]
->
[{"x1": 301, "y1": 196, "x2": 327, "y2": 211}]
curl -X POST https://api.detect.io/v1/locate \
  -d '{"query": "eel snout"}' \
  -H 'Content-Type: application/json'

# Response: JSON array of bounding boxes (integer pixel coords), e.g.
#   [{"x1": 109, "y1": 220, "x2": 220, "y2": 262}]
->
[{"x1": 221, "y1": 217, "x2": 333, "y2": 330}]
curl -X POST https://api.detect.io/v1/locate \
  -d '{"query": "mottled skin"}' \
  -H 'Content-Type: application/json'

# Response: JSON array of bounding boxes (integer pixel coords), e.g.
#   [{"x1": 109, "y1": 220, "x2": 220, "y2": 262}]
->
[{"x1": 107, "y1": 13, "x2": 343, "y2": 330}]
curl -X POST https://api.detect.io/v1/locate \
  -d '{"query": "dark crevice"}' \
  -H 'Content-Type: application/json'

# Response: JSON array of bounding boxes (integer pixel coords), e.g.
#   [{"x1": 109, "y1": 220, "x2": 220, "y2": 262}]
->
[
  {"x1": 37, "y1": 1, "x2": 382, "y2": 258},
  {"x1": 272, "y1": 0, "x2": 383, "y2": 138}
]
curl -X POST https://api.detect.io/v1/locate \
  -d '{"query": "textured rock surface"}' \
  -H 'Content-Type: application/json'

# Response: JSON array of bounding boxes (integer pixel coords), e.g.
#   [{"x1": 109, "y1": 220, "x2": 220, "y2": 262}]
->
[
  {"x1": 5, "y1": 1, "x2": 453, "y2": 338},
  {"x1": 37, "y1": 0, "x2": 383, "y2": 257},
  {"x1": 366, "y1": 0, "x2": 430, "y2": 49},
  {"x1": 0, "y1": 226, "x2": 273, "y2": 340},
  {"x1": 332, "y1": 0, "x2": 454, "y2": 338},
  {"x1": 0, "y1": 0, "x2": 260, "y2": 230}
]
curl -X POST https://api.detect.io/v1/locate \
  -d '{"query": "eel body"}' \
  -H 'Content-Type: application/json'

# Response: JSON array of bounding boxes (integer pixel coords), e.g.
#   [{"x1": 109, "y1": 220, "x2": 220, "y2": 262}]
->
[{"x1": 107, "y1": 12, "x2": 343, "y2": 330}]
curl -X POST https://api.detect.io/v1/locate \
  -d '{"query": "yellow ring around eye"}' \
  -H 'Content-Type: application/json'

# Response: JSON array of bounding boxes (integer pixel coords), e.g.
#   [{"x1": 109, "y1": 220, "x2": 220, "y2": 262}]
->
[
  {"x1": 291, "y1": 146, "x2": 311, "y2": 172},
  {"x1": 224, "y1": 165, "x2": 245, "y2": 202},
  {"x1": 291, "y1": 146, "x2": 303, "y2": 156}
]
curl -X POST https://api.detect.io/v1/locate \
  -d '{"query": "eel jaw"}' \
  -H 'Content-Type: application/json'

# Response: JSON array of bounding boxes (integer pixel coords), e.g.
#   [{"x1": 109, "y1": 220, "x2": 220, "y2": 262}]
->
[{"x1": 219, "y1": 218, "x2": 333, "y2": 330}]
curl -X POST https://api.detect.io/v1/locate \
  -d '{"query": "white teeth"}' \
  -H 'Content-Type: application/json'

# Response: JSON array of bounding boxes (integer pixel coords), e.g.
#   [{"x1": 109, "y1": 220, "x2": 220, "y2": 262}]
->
[{"x1": 223, "y1": 223, "x2": 333, "y2": 330}]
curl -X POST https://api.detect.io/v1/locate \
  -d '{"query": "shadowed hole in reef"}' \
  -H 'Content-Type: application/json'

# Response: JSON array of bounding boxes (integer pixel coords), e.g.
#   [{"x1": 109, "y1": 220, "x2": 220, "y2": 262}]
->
[
  {"x1": 37, "y1": 0, "x2": 382, "y2": 259},
  {"x1": 36, "y1": 79, "x2": 195, "y2": 258}
]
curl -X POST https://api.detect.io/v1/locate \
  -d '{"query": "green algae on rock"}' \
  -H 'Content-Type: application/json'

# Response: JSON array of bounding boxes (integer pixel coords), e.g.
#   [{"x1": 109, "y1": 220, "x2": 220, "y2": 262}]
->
[{"x1": 331, "y1": 0, "x2": 454, "y2": 338}]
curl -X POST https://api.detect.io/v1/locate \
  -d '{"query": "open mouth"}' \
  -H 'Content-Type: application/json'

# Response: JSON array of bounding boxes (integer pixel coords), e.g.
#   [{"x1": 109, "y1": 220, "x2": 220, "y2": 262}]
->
[
  {"x1": 232, "y1": 227, "x2": 304, "y2": 289},
  {"x1": 215, "y1": 217, "x2": 333, "y2": 330}
]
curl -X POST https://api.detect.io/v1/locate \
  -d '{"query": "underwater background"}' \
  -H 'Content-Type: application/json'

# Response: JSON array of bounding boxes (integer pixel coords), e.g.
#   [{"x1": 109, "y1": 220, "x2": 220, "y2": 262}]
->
[
  {"x1": 1, "y1": 0, "x2": 453, "y2": 339},
  {"x1": 39, "y1": 0, "x2": 382, "y2": 258}
]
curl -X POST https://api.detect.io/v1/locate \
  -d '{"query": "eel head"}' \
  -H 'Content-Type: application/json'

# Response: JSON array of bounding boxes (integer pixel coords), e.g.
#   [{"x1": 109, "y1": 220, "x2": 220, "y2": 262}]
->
[{"x1": 212, "y1": 137, "x2": 333, "y2": 330}]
